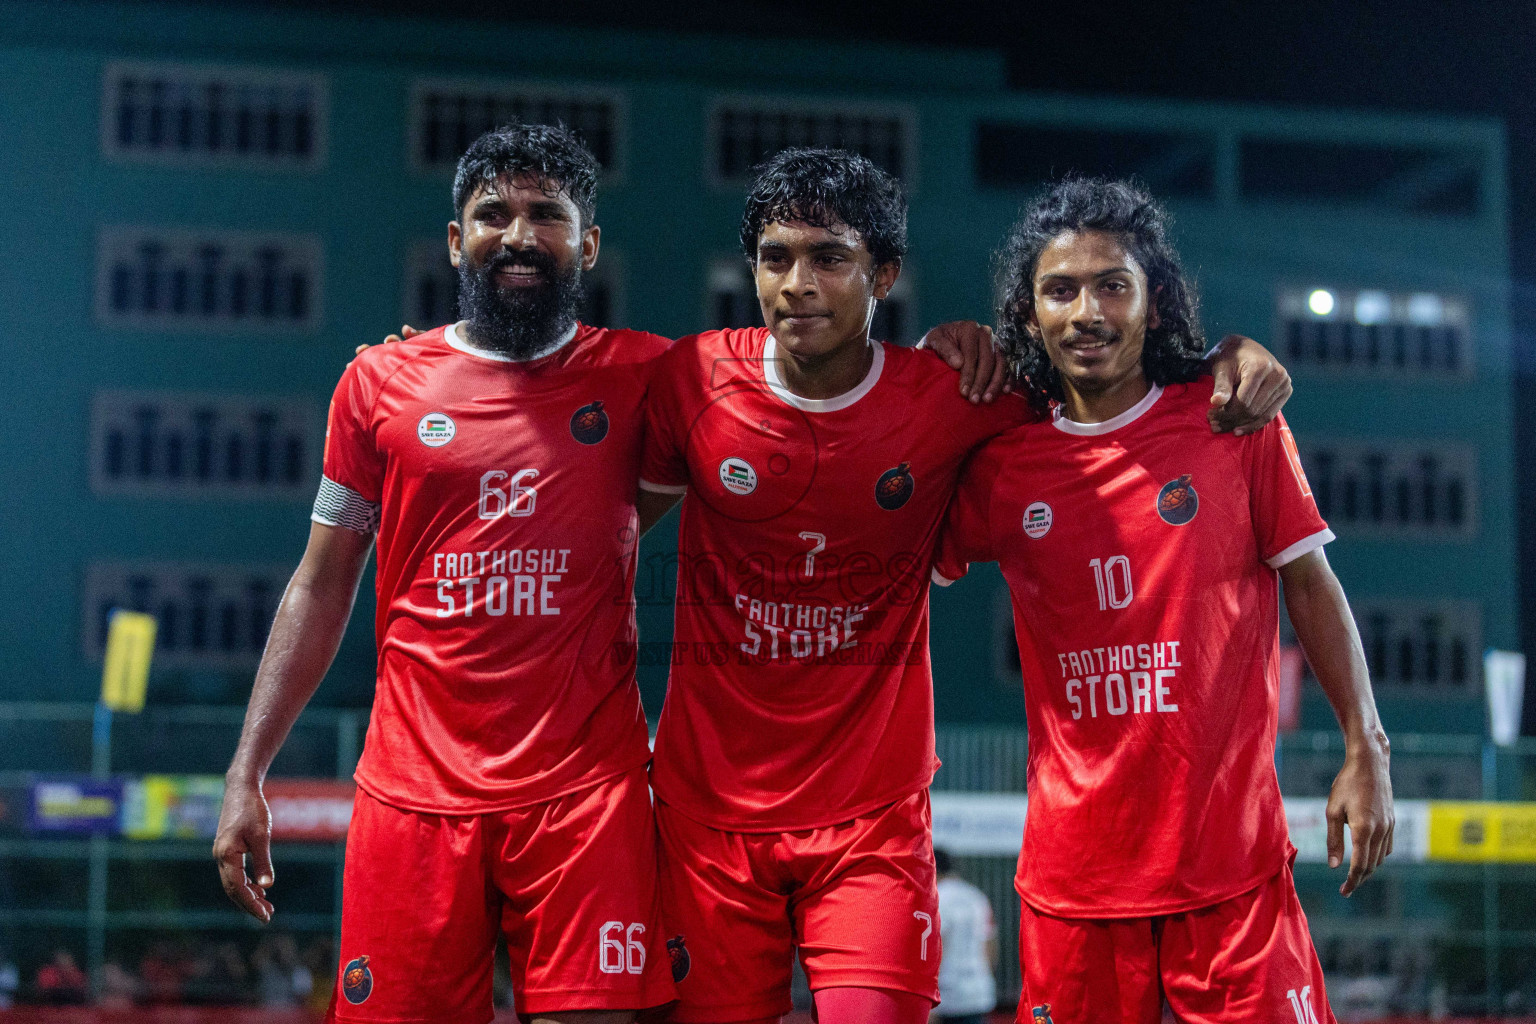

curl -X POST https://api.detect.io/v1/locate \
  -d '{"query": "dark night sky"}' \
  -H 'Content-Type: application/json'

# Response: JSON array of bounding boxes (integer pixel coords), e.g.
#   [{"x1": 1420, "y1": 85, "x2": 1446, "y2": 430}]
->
[{"x1": 210, "y1": 0, "x2": 1536, "y2": 657}]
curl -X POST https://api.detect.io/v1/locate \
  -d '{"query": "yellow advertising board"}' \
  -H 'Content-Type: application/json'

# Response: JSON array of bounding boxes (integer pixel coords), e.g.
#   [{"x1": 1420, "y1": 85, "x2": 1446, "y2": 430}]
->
[
  {"x1": 100, "y1": 610, "x2": 156, "y2": 713},
  {"x1": 1428, "y1": 802, "x2": 1536, "y2": 863}
]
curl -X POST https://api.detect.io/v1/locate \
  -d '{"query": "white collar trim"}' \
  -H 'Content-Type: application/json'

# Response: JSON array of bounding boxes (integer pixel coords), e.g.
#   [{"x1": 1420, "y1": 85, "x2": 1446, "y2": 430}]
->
[
  {"x1": 762, "y1": 334, "x2": 885, "y2": 413},
  {"x1": 445, "y1": 320, "x2": 578, "y2": 363},
  {"x1": 1052, "y1": 384, "x2": 1164, "y2": 436}
]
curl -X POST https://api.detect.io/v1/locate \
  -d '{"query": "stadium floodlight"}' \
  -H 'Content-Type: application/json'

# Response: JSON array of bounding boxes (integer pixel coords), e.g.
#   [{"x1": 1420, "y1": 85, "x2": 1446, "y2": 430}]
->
[
  {"x1": 1407, "y1": 293, "x2": 1444, "y2": 326},
  {"x1": 1354, "y1": 290, "x2": 1391, "y2": 325},
  {"x1": 1307, "y1": 289, "x2": 1335, "y2": 316}
]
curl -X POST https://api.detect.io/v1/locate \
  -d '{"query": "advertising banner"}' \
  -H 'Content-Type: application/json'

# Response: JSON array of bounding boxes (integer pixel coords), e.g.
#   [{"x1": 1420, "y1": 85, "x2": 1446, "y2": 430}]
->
[
  {"x1": 121, "y1": 775, "x2": 225, "y2": 840},
  {"x1": 29, "y1": 777, "x2": 124, "y2": 835},
  {"x1": 266, "y1": 777, "x2": 355, "y2": 841}
]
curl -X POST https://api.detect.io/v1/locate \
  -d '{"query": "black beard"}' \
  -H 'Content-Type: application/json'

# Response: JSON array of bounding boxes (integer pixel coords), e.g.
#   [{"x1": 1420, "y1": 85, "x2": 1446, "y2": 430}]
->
[{"x1": 457, "y1": 249, "x2": 584, "y2": 359}]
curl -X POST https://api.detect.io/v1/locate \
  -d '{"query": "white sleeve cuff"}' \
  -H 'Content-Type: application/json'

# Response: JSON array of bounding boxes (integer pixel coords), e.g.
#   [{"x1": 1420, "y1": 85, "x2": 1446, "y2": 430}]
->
[
  {"x1": 1265, "y1": 528, "x2": 1335, "y2": 569},
  {"x1": 931, "y1": 567, "x2": 957, "y2": 587},
  {"x1": 639, "y1": 478, "x2": 688, "y2": 495}
]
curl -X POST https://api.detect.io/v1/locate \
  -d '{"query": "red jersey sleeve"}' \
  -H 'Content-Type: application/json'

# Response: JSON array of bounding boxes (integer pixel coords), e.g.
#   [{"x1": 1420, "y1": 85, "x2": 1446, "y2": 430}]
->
[
  {"x1": 638, "y1": 342, "x2": 691, "y2": 494},
  {"x1": 1246, "y1": 412, "x2": 1334, "y2": 568},
  {"x1": 932, "y1": 446, "x2": 1001, "y2": 586},
  {"x1": 312, "y1": 358, "x2": 384, "y2": 534}
]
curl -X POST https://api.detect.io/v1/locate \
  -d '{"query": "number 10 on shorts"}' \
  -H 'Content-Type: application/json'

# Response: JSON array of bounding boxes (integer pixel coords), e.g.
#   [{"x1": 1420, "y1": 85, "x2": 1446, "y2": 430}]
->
[
  {"x1": 599, "y1": 921, "x2": 647, "y2": 975},
  {"x1": 1286, "y1": 987, "x2": 1320, "y2": 1024}
]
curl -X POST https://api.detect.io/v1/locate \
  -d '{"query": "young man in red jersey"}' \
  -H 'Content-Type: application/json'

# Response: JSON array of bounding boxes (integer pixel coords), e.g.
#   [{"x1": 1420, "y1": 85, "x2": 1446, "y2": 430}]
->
[
  {"x1": 212, "y1": 124, "x2": 676, "y2": 1024},
  {"x1": 934, "y1": 177, "x2": 1395, "y2": 1023},
  {"x1": 633, "y1": 151, "x2": 1293, "y2": 1024}
]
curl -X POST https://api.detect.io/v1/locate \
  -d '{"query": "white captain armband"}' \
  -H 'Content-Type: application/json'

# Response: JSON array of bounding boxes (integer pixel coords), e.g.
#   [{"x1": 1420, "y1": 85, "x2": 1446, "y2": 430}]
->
[{"x1": 311, "y1": 475, "x2": 381, "y2": 534}]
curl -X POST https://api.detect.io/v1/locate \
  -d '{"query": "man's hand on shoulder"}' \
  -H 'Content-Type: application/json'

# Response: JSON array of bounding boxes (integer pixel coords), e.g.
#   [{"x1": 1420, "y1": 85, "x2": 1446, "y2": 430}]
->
[
  {"x1": 1205, "y1": 334, "x2": 1293, "y2": 436},
  {"x1": 355, "y1": 324, "x2": 422, "y2": 358},
  {"x1": 918, "y1": 321, "x2": 1011, "y2": 404}
]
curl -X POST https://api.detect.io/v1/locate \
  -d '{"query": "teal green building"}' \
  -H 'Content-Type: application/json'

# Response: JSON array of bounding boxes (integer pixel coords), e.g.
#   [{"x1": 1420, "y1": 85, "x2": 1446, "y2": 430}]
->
[{"x1": 1, "y1": 0, "x2": 1512, "y2": 737}]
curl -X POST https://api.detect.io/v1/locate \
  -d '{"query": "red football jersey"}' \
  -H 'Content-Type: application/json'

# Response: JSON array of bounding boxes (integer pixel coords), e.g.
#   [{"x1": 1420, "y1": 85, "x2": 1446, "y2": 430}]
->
[
  {"x1": 640, "y1": 327, "x2": 1031, "y2": 831},
  {"x1": 935, "y1": 379, "x2": 1333, "y2": 917},
  {"x1": 316, "y1": 323, "x2": 667, "y2": 813}
]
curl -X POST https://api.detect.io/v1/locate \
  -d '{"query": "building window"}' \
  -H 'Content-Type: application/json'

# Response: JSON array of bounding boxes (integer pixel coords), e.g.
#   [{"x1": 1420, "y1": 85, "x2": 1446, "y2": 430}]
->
[
  {"x1": 90, "y1": 392, "x2": 320, "y2": 498},
  {"x1": 707, "y1": 257, "x2": 913, "y2": 343},
  {"x1": 102, "y1": 62, "x2": 326, "y2": 168},
  {"x1": 409, "y1": 80, "x2": 622, "y2": 174},
  {"x1": 1241, "y1": 138, "x2": 1481, "y2": 216},
  {"x1": 975, "y1": 124, "x2": 1216, "y2": 199},
  {"x1": 1299, "y1": 439, "x2": 1476, "y2": 538},
  {"x1": 403, "y1": 241, "x2": 621, "y2": 331},
  {"x1": 83, "y1": 563, "x2": 290, "y2": 669},
  {"x1": 96, "y1": 228, "x2": 322, "y2": 330},
  {"x1": 709, "y1": 98, "x2": 913, "y2": 183},
  {"x1": 1285, "y1": 600, "x2": 1481, "y2": 692},
  {"x1": 1276, "y1": 288, "x2": 1470, "y2": 374}
]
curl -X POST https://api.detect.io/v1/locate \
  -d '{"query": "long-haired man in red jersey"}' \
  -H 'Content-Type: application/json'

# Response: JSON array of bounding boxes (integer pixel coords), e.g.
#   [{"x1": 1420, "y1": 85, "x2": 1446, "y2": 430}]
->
[
  {"x1": 212, "y1": 124, "x2": 678, "y2": 1024},
  {"x1": 633, "y1": 151, "x2": 1295, "y2": 1024},
  {"x1": 934, "y1": 177, "x2": 1395, "y2": 1023}
]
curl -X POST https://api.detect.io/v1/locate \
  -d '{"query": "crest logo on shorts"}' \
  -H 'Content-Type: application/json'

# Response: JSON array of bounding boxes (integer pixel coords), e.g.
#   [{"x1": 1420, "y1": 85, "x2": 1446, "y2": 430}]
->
[
  {"x1": 719, "y1": 457, "x2": 758, "y2": 495},
  {"x1": 417, "y1": 413, "x2": 456, "y2": 448},
  {"x1": 1156, "y1": 474, "x2": 1198, "y2": 525},
  {"x1": 875, "y1": 462, "x2": 914, "y2": 510},
  {"x1": 1031, "y1": 1005, "x2": 1054, "y2": 1024},
  {"x1": 570, "y1": 400, "x2": 609, "y2": 445},
  {"x1": 666, "y1": 935, "x2": 691, "y2": 982},
  {"x1": 341, "y1": 955, "x2": 373, "y2": 1005},
  {"x1": 1023, "y1": 501, "x2": 1053, "y2": 539}
]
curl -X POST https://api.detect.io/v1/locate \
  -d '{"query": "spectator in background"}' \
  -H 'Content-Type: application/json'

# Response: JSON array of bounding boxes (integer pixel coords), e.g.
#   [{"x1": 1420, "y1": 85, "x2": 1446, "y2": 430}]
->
[
  {"x1": 0, "y1": 950, "x2": 18, "y2": 1008},
  {"x1": 35, "y1": 949, "x2": 88, "y2": 1005},
  {"x1": 933, "y1": 848, "x2": 997, "y2": 1024},
  {"x1": 301, "y1": 936, "x2": 335, "y2": 1017},
  {"x1": 253, "y1": 934, "x2": 312, "y2": 1007},
  {"x1": 97, "y1": 961, "x2": 140, "y2": 1009},
  {"x1": 139, "y1": 941, "x2": 184, "y2": 1004}
]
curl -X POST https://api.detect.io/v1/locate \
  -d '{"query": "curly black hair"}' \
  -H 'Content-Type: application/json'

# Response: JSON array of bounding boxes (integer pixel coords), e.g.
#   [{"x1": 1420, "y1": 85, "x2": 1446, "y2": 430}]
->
[
  {"x1": 739, "y1": 148, "x2": 908, "y2": 268},
  {"x1": 995, "y1": 176, "x2": 1205, "y2": 415},
  {"x1": 452, "y1": 122, "x2": 599, "y2": 227}
]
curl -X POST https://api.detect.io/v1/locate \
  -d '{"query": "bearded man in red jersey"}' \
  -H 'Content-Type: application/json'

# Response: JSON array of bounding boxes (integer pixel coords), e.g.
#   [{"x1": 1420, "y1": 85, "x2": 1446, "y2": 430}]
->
[
  {"x1": 213, "y1": 123, "x2": 677, "y2": 1024},
  {"x1": 935, "y1": 177, "x2": 1394, "y2": 1023}
]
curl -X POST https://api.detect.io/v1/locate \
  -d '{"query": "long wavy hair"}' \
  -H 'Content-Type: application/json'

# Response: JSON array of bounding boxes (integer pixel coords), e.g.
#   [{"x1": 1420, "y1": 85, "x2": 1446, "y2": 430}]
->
[{"x1": 994, "y1": 176, "x2": 1205, "y2": 415}]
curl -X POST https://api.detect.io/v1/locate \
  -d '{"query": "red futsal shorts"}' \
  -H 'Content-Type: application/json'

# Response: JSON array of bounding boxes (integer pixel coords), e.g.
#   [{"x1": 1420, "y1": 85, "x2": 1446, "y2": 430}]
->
[
  {"x1": 1016, "y1": 857, "x2": 1336, "y2": 1024},
  {"x1": 654, "y1": 789, "x2": 941, "y2": 1024},
  {"x1": 327, "y1": 765, "x2": 675, "y2": 1023}
]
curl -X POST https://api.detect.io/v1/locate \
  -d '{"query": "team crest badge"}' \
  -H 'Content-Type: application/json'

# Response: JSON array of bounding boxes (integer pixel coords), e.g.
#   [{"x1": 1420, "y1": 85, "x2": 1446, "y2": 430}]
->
[
  {"x1": 569, "y1": 400, "x2": 609, "y2": 444},
  {"x1": 341, "y1": 955, "x2": 373, "y2": 1005},
  {"x1": 1156, "y1": 474, "x2": 1199, "y2": 525},
  {"x1": 1023, "y1": 501, "x2": 1053, "y2": 539},
  {"x1": 416, "y1": 413, "x2": 455, "y2": 448},
  {"x1": 875, "y1": 462, "x2": 915, "y2": 510},
  {"x1": 666, "y1": 935, "x2": 691, "y2": 982},
  {"x1": 719, "y1": 457, "x2": 758, "y2": 495},
  {"x1": 1031, "y1": 1005, "x2": 1054, "y2": 1024}
]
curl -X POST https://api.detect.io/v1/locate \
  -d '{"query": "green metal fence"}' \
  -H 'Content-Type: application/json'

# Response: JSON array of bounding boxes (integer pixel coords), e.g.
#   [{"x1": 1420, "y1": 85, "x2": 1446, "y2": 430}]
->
[{"x1": 5, "y1": 704, "x2": 1536, "y2": 1015}]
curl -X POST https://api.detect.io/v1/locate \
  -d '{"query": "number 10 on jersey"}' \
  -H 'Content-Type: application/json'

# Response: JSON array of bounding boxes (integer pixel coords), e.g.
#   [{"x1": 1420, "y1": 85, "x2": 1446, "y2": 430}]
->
[{"x1": 1089, "y1": 556, "x2": 1133, "y2": 611}]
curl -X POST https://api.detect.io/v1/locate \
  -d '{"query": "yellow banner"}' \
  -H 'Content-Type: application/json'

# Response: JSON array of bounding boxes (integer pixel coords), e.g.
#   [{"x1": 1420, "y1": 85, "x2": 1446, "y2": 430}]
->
[
  {"x1": 1428, "y1": 802, "x2": 1536, "y2": 863},
  {"x1": 101, "y1": 610, "x2": 156, "y2": 713}
]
